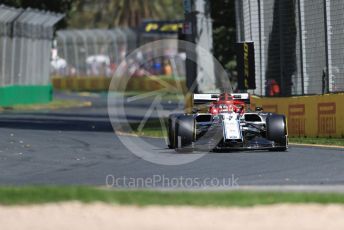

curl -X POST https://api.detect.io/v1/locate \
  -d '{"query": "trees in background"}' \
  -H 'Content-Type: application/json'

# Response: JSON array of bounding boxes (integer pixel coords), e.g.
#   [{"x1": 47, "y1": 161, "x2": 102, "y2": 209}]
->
[
  {"x1": 211, "y1": 0, "x2": 236, "y2": 75},
  {"x1": 2, "y1": 0, "x2": 183, "y2": 28},
  {"x1": 68, "y1": 0, "x2": 183, "y2": 28},
  {"x1": 2, "y1": 0, "x2": 73, "y2": 12},
  {"x1": 2, "y1": 0, "x2": 74, "y2": 28}
]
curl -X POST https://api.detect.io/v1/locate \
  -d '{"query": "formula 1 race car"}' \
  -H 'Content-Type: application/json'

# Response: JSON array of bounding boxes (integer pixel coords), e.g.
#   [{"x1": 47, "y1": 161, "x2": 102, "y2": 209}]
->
[{"x1": 167, "y1": 92, "x2": 288, "y2": 152}]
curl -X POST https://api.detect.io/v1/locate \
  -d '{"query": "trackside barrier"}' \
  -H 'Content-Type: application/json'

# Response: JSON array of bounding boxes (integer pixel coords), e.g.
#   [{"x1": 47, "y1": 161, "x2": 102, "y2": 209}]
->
[
  {"x1": 52, "y1": 77, "x2": 111, "y2": 91},
  {"x1": 0, "y1": 5, "x2": 63, "y2": 106},
  {"x1": 52, "y1": 76, "x2": 187, "y2": 93},
  {"x1": 251, "y1": 94, "x2": 344, "y2": 138}
]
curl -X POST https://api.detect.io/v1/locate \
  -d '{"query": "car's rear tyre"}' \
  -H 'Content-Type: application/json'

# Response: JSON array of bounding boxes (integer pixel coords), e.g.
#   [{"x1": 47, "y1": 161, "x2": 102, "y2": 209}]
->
[
  {"x1": 175, "y1": 115, "x2": 195, "y2": 152},
  {"x1": 167, "y1": 114, "x2": 183, "y2": 149},
  {"x1": 266, "y1": 114, "x2": 287, "y2": 151}
]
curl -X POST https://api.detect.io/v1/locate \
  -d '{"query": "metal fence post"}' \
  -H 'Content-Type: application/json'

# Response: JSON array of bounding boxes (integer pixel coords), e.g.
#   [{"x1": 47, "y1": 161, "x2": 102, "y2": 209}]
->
[
  {"x1": 299, "y1": 0, "x2": 308, "y2": 95},
  {"x1": 297, "y1": 0, "x2": 305, "y2": 95},
  {"x1": 257, "y1": 0, "x2": 263, "y2": 96},
  {"x1": 323, "y1": 0, "x2": 332, "y2": 93},
  {"x1": 322, "y1": 0, "x2": 331, "y2": 94}
]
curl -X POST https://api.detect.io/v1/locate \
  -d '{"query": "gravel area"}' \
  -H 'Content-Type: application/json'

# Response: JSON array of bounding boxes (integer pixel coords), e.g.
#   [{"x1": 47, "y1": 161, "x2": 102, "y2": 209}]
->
[{"x1": 0, "y1": 202, "x2": 344, "y2": 230}]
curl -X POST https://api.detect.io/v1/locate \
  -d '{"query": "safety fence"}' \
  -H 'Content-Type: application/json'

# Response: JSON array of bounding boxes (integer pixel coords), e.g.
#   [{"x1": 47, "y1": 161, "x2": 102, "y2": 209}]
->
[
  {"x1": 54, "y1": 29, "x2": 137, "y2": 77},
  {"x1": 236, "y1": 0, "x2": 344, "y2": 97},
  {"x1": 251, "y1": 94, "x2": 344, "y2": 138},
  {"x1": 53, "y1": 28, "x2": 186, "y2": 79},
  {"x1": 0, "y1": 5, "x2": 63, "y2": 106},
  {"x1": 0, "y1": 5, "x2": 63, "y2": 86}
]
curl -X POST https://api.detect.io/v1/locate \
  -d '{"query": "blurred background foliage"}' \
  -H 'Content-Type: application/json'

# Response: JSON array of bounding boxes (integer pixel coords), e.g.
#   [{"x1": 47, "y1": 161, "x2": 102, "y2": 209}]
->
[
  {"x1": 2, "y1": 0, "x2": 236, "y2": 72},
  {"x1": 68, "y1": 0, "x2": 184, "y2": 28},
  {"x1": 211, "y1": 0, "x2": 237, "y2": 75},
  {"x1": 2, "y1": 0, "x2": 184, "y2": 28},
  {"x1": 1, "y1": 0, "x2": 74, "y2": 28}
]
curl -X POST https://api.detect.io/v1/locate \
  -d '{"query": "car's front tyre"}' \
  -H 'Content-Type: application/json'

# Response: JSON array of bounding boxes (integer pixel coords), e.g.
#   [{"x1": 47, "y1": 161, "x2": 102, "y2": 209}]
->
[
  {"x1": 167, "y1": 114, "x2": 183, "y2": 149},
  {"x1": 175, "y1": 115, "x2": 195, "y2": 152},
  {"x1": 266, "y1": 114, "x2": 288, "y2": 151}
]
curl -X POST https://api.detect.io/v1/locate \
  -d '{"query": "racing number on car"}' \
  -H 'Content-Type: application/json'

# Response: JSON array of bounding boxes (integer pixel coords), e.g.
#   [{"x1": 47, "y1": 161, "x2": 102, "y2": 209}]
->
[{"x1": 318, "y1": 103, "x2": 336, "y2": 136}]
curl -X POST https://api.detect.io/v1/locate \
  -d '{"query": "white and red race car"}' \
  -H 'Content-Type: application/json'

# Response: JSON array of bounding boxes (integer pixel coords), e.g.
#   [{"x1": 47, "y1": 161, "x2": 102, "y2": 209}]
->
[{"x1": 167, "y1": 92, "x2": 288, "y2": 152}]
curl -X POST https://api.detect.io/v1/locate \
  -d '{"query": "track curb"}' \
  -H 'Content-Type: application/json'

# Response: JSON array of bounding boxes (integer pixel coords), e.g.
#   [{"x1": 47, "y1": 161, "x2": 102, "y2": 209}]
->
[{"x1": 290, "y1": 143, "x2": 344, "y2": 149}]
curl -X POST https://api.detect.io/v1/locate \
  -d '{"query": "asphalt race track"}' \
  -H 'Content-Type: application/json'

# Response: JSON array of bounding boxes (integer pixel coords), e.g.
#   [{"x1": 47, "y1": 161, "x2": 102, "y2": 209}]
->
[{"x1": 0, "y1": 92, "x2": 343, "y2": 188}]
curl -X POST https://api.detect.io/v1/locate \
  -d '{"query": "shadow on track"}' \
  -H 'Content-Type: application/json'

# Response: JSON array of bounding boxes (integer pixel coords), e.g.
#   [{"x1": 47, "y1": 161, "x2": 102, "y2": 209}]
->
[{"x1": 0, "y1": 117, "x2": 114, "y2": 132}]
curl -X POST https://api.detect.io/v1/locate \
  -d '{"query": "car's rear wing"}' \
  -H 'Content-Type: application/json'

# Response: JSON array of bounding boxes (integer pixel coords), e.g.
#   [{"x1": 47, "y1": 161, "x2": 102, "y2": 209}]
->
[
  {"x1": 193, "y1": 93, "x2": 250, "y2": 105},
  {"x1": 231, "y1": 93, "x2": 250, "y2": 104},
  {"x1": 193, "y1": 94, "x2": 219, "y2": 105}
]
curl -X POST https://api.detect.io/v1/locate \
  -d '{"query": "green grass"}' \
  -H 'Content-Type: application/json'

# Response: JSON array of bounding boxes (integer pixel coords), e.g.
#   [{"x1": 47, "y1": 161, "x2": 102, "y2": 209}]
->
[
  {"x1": 128, "y1": 119, "x2": 167, "y2": 138},
  {"x1": 1, "y1": 99, "x2": 92, "y2": 111},
  {"x1": 1, "y1": 187, "x2": 344, "y2": 206},
  {"x1": 289, "y1": 137, "x2": 344, "y2": 146}
]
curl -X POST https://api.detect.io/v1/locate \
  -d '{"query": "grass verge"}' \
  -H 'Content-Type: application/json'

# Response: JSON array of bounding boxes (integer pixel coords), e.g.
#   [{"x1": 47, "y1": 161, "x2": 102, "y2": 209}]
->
[
  {"x1": 1, "y1": 100, "x2": 92, "y2": 111},
  {"x1": 128, "y1": 119, "x2": 167, "y2": 138},
  {"x1": 289, "y1": 137, "x2": 344, "y2": 147},
  {"x1": 1, "y1": 187, "x2": 344, "y2": 206}
]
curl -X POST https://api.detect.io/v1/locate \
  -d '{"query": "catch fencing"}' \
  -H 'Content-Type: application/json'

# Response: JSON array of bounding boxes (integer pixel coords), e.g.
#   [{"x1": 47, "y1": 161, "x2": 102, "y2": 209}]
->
[
  {"x1": 235, "y1": 0, "x2": 344, "y2": 96},
  {"x1": 54, "y1": 28, "x2": 186, "y2": 79},
  {"x1": 54, "y1": 29, "x2": 137, "y2": 77},
  {"x1": 0, "y1": 5, "x2": 63, "y2": 87}
]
